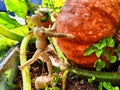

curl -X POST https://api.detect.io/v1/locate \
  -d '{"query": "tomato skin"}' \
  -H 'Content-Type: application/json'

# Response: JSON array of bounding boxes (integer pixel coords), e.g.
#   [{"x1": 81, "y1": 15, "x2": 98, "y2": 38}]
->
[
  {"x1": 57, "y1": 39, "x2": 98, "y2": 67},
  {"x1": 56, "y1": 0, "x2": 120, "y2": 43},
  {"x1": 56, "y1": 0, "x2": 120, "y2": 67}
]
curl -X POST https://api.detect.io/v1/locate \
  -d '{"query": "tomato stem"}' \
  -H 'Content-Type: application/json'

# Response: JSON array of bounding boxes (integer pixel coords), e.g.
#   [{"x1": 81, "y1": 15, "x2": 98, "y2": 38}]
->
[{"x1": 69, "y1": 66, "x2": 120, "y2": 85}]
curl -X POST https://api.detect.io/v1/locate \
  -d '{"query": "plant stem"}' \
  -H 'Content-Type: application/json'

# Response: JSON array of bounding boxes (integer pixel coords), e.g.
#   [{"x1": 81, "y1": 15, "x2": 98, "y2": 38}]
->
[
  {"x1": 20, "y1": 32, "x2": 32, "y2": 90},
  {"x1": 49, "y1": 38, "x2": 68, "y2": 63},
  {"x1": 62, "y1": 69, "x2": 69, "y2": 90},
  {"x1": 69, "y1": 66, "x2": 120, "y2": 85}
]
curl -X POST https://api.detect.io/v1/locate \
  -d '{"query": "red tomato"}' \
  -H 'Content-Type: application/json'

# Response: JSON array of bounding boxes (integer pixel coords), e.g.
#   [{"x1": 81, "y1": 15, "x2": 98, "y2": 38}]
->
[{"x1": 56, "y1": 0, "x2": 120, "y2": 67}]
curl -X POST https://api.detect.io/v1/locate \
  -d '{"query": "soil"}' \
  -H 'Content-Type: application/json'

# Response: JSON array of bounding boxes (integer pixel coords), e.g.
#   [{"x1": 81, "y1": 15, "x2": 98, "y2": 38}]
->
[
  {"x1": 66, "y1": 79, "x2": 97, "y2": 90},
  {"x1": 14, "y1": 62, "x2": 98, "y2": 90}
]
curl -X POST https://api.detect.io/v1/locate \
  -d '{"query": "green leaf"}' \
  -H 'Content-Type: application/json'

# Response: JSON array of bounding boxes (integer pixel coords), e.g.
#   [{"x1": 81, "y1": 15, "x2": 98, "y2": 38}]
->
[
  {"x1": 54, "y1": 0, "x2": 65, "y2": 7},
  {"x1": 93, "y1": 39, "x2": 106, "y2": 49},
  {"x1": 42, "y1": 0, "x2": 55, "y2": 9},
  {"x1": 11, "y1": 26, "x2": 29, "y2": 35},
  {"x1": 52, "y1": 75, "x2": 61, "y2": 86},
  {"x1": 103, "y1": 49, "x2": 111, "y2": 60},
  {"x1": 95, "y1": 49, "x2": 103, "y2": 57},
  {"x1": 103, "y1": 82, "x2": 119, "y2": 90},
  {"x1": 84, "y1": 46, "x2": 96, "y2": 56},
  {"x1": 94, "y1": 59, "x2": 106, "y2": 71},
  {"x1": 0, "y1": 35, "x2": 15, "y2": 60},
  {"x1": 53, "y1": 86, "x2": 60, "y2": 90},
  {"x1": 103, "y1": 82, "x2": 112, "y2": 89},
  {"x1": 105, "y1": 37, "x2": 115, "y2": 47},
  {"x1": 98, "y1": 82, "x2": 103, "y2": 90},
  {"x1": 4, "y1": 0, "x2": 29, "y2": 18},
  {"x1": 110, "y1": 56, "x2": 117, "y2": 63},
  {"x1": 103, "y1": 49, "x2": 116, "y2": 63},
  {"x1": 0, "y1": 12, "x2": 20, "y2": 29},
  {"x1": 52, "y1": 66, "x2": 61, "y2": 73},
  {"x1": 0, "y1": 25, "x2": 25, "y2": 42},
  {"x1": 114, "y1": 44, "x2": 120, "y2": 58},
  {"x1": 42, "y1": 0, "x2": 65, "y2": 12},
  {"x1": 88, "y1": 77, "x2": 96, "y2": 84},
  {"x1": 98, "y1": 82, "x2": 119, "y2": 90}
]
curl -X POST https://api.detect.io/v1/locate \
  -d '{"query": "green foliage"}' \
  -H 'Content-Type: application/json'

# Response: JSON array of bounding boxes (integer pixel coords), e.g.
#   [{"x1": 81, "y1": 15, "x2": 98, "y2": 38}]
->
[
  {"x1": 84, "y1": 37, "x2": 116, "y2": 71},
  {"x1": 94, "y1": 59, "x2": 106, "y2": 71},
  {"x1": 52, "y1": 75, "x2": 61, "y2": 86},
  {"x1": 44, "y1": 76, "x2": 61, "y2": 90},
  {"x1": 40, "y1": 10, "x2": 51, "y2": 22},
  {"x1": 4, "y1": 0, "x2": 29, "y2": 18},
  {"x1": 0, "y1": 1, "x2": 29, "y2": 58},
  {"x1": 52, "y1": 66, "x2": 62, "y2": 73},
  {"x1": 42, "y1": 0, "x2": 65, "y2": 12},
  {"x1": 98, "y1": 82, "x2": 119, "y2": 90},
  {"x1": 83, "y1": 46, "x2": 96, "y2": 56},
  {"x1": 114, "y1": 44, "x2": 120, "y2": 58},
  {"x1": 88, "y1": 76, "x2": 96, "y2": 84},
  {"x1": 0, "y1": 25, "x2": 29, "y2": 59},
  {"x1": 0, "y1": 35, "x2": 15, "y2": 60},
  {"x1": 93, "y1": 39, "x2": 107, "y2": 49},
  {"x1": 84, "y1": 37, "x2": 115, "y2": 57},
  {"x1": 0, "y1": 1, "x2": 32, "y2": 90},
  {"x1": 103, "y1": 49, "x2": 117, "y2": 63},
  {"x1": 95, "y1": 49, "x2": 103, "y2": 57},
  {"x1": 45, "y1": 86, "x2": 60, "y2": 90},
  {"x1": 11, "y1": 26, "x2": 29, "y2": 35},
  {"x1": 52, "y1": 87, "x2": 60, "y2": 90},
  {"x1": 110, "y1": 56, "x2": 117, "y2": 63},
  {"x1": 0, "y1": 0, "x2": 30, "y2": 59},
  {"x1": 0, "y1": 12, "x2": 20, "y2": 29},
  {"x1": 105, "y1": 37, "x2": 115, "y2": 47}
]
